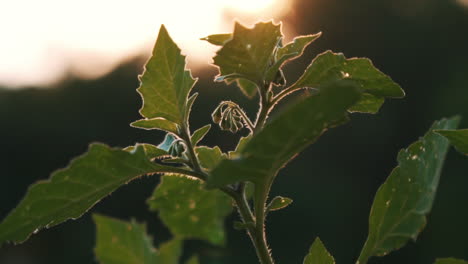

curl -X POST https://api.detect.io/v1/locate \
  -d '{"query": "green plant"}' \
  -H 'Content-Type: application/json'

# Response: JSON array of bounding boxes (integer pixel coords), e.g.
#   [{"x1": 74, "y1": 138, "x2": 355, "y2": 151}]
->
[{"x1": 1, "y1": 20, "x2": 467, "y2": 264}]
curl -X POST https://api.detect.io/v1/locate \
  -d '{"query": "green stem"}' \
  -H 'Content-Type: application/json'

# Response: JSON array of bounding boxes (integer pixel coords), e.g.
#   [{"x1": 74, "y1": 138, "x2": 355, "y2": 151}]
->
[{"x1": 180, "y1": 126, "x2": 203, "y2": 175}]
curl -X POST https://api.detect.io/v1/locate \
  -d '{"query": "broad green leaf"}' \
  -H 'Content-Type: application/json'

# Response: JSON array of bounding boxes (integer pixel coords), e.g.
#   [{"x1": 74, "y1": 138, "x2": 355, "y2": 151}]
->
[
  {"x1": 266, "y1": 196, "x2": 293, "y2": 212},
  {"x1": 94, "y1": 214, "x2": 182, "y2": 264},
  {"x1": 131, "y1": 118, "x2": 179, "y2": 134},
  {"x1": 435, "y1": 129, "x2": 468, "y2": 155},
  {"x1": 213, "y1": 21, "x2": 281, "y2": 86},
  {"x1": 200, "y1": 33, "x2": 232, "y2": 46},
  {"x1": 147, "y1": 175, "x2": 232, "y2": 245},
  {"x1": 276, "y1": 33, "x2": 321, "y2": 62},
  {"x1": 435, "y1": 258, "x2": 468, "y2": 264},
  {"x1": 291, "y1": 51, "x2": 404, "y2": 114},
  {"x1": 196, "y1": 146, "x2": 225, "y2": 171},
  {"x1": 207, "y1": 80, "x2": 361, "y2": 187},
  {"x1": 236, "y1": 78, "x2": 258, "y2": 98},
  {"x1": 357, "y1": 117, "x2": 460, "y2": 264},
  {"x1": 191, "y1": 124, "x2": 211, "y2": 146},
  {"x1": 0, "y1": 143, "x2": 195, "y2": 246},
  {"x1": 303, "y1": 237, "x2": 335, "y2": 264},
  {"x1": 137, "y1": 24, "x2": 197, "y2": 124}
]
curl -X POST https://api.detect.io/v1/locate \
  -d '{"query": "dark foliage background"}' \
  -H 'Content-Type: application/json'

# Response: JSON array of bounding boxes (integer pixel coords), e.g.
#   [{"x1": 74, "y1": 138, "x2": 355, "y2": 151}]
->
[{"x1": 1, "y1": 1, "x2": 468, "y2": 263}]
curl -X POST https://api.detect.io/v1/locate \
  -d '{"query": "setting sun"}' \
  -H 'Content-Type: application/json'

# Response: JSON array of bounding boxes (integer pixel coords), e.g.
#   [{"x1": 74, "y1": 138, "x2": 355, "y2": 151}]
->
[{"x1": 0, "y1": 0, "x2": 292, "y2": 88}]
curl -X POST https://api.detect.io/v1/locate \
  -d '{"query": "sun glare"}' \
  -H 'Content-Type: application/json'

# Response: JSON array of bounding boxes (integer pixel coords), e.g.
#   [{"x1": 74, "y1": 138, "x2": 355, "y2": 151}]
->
[{"x1": 0, "y1": 0, "x2": 292, "y2": 88}]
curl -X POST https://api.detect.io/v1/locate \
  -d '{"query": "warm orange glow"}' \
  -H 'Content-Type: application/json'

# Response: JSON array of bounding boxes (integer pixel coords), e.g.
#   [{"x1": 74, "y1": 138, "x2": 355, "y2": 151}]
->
[{"x1": 0, "y1": 0, "x2": 293, "y2": 88}]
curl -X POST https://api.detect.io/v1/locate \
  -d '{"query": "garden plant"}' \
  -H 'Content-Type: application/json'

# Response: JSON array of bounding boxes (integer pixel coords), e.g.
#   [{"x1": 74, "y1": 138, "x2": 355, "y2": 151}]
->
[{"x1": 1, "y1": 20, "x2": 468, "y2": 264}]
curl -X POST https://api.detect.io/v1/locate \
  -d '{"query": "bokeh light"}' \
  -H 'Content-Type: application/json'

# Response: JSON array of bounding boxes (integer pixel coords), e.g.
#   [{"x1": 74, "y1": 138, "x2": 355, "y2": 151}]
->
[{"x1": 0, "y1": 0, "x2": 292, "y2": 88}]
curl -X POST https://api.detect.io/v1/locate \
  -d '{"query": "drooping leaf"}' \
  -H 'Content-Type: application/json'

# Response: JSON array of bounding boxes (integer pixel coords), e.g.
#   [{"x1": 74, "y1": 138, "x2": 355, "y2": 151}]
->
[
  {"x1": 201, "y1": 33, "x2": 232, "y2": 46},
  {"x1": 196, "y1": 146, "x2": 225, "y2": 171},
  {"x1": 0, "y1": 144, "x2": 196, "y2": 246},
  {"x1": 137, "y1": 25, "x2": 197, "y2": 124},
  {"x1": 93, "y1": 214, "x2": 182, "y2": 264},
  {"x1": 191, "y1": 124, "x2": 211, "y2": 146},
  {"x1": 147, "y1": 175, "x2": 232, "y2": 245},
  {"x1": 435, "y1": 129, "x2": 468, "y2": 155},
  {"x1": 435, "y1": 258, "x2": 468, "y2": 264},
  {"x1": 213, "y1": 21, "x2": 282, "y2": 86},
  {"x1": 131, "y1": 118, "x2": 179, "y2": 134},
  {"x1": 266, "y1": 196, "x2": 293, "y2": 212},
  {"x1": 357, "y1": 117, "x2": 460, "y2": 264},
  {"x1": 207, "y1": 80, "x2": 361, "y2": 188},
  {"x1": 290, "y1": 51, "x2": 405, "y2": 114},
  {"x1": 303, "y1": 237, "x2": 335, "y2": 264}
]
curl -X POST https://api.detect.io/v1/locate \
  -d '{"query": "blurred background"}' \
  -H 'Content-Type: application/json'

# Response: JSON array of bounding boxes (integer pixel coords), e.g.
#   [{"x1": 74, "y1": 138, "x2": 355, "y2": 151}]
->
[{"x1": 1, "y1": 0, "x2": 468, "y2": 263}]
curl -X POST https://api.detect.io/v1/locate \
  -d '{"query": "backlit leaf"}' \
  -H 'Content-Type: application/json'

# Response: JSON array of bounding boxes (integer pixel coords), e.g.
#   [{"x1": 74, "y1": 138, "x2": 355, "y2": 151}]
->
[
  {"x1": 200, "y1": 33, "x2": 232, "y2": 46},
  {"x1": 94, "y1": 214, "x2": 182, "y2": 264},
  {"x1": 266, "y1": 196, "x2": 293, "y2": 212},
  {"x1": 435, "y1": 258, "x2": 468, "y2": 264},
  {"x1": 435, "y1": 129, "x2": 468, "y2": 155},
  {"x1": 357, "y1": 117, "x2": 460, "y2": 264},
  {"x1": 291, "y1": 51, "x2": 404, "y2": 114},
  {"x1": 191, "y1": 124, "x2": 211, "y2": 146},
  {"x1": 131, "y1": 118, "x2": 179, "y2": 134},
  {"x1": 276, "y1": 33, "x2": 321, "y2": 62},
  {"x1": 303, "y1": 237, "x2": 335, "y2": 264},
  {"x1": 0, "y1": 143, "x2": 195, "y2": 246},
  {"x1": 147, "y1": 175, "x2": 232, "y2": 245},
  {"x1": 137, "y1": 25, "x2": 197, "y2": 124},
  {"x1": 236, "y1": 78, "x2": 258, "y2": 98},
  {"x1": 213, "y1": 21, "x2": 281, "y2": 86},
  {"x1": 207, "y1": 80, "x2": 361, "y2": 188},
  {"x1": 196, "y1": 146, "x2": 225, "y2": 171}
]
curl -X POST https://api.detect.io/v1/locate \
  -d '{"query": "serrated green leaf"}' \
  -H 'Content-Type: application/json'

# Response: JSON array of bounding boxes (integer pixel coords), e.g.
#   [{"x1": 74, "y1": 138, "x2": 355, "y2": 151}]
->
[
  {"x1": 201, "y1": 33, "x2": 232, "y2": 46},
  {"x1": 435, "y1": 258, "x2": 468, "y2": 264},
  {"x1": 213, "y1": 21, "x2": 282, "y2": 86},
  {"x1": 435, "y1": 129, "x2": 468, "y2": 155},
  {"x1": 137, "y1": 25, "x2": 197, "y2": 124},
  {"x1": 207, "y1": 80, "x2": 361, "y2": 188},
  {"x1": 303, "y1": 237, "x2": 335, "y2": 264},
  {"x1": 228, "y1": 135, "x2": 252, "y2": 159},
  {"x1": 357, "y1": 117, "x2": 460, "y2": 264},
  {"x1": 93, "y1": 214, "x2": 182, "y2": 264},
  {"x1": 276, "y1": 33, "x2": 321, "y2": 62},
  {"x1": 0, "y1": 143, "x2": 195, "y2": 246},
  {"x1": 147, "y1": 175, "x2": 232, "y2": 245},
  {"x1": 266, "y1": 196, "x2": 293, "y2": 212},
  {"x1": 191, "y1": 124, "x2": 211, "y2": 146},
  {"x1": 290, "y1": 51, "x2": 404, "y2": 114},
  {"x1": 196, "y1": 146, "x2": 225, "y2": 170},
  {"x1": 131, "y1": 118, "x2": 179, "y2": 134},
  {"x1": 236, "y1": 78, "x2": 258, "y2": 98}
]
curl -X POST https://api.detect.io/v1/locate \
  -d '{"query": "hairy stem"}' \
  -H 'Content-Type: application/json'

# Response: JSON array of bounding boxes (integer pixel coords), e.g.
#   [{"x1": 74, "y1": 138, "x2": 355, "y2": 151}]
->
[{"x1": 179, "y1": 126, "x2": 204, "y2": 175}]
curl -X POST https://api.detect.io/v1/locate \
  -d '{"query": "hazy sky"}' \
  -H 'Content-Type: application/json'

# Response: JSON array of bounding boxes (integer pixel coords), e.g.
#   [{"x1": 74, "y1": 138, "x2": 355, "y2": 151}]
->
[{"x1": 0, "y1": 0, "x2": 292, "y2": 88}]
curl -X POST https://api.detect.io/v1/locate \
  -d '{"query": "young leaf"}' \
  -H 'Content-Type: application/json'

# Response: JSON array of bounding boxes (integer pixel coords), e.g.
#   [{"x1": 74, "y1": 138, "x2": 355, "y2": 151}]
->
[
  {"x1": 158, "y1": 133, "x2": 177, "y2": 152},
  {"x1": 147, "y1": 175, "x2": 232, "y2": 245},
  {"x1": 124, "y1": 143, "x2": 168, "y2": 160},
  {"x1": 207, "y1": 80, "x2": 361, "y2": 188},
  {"x1": 435, "y1": 258, "x2": 468, "y2": 264},
  {"x1": 275, "y1": 33, "x2": 322, "y2": 62},
  {"x1": 0, "y1": 144, "x2": 197, "y2": 246},
  {"x1": 131, "y1": 118, "x2": 179, "y2": 134},
  {"x1": 266, "y1": 196, "x2": 293, "y2": 212},
  {"x1": 195, "y1": 146, "x2": 225, "y2": 170},
  {"x1": 93, "y1": 214, "x2": 182, "y2": 264},
  {"x1": 191, "y1": 124, "x2": 211, "y2": 146},
  {"x1": 213, "y1": 21, "x2": 282, "y2": 86},
  {"x1": 435, "y1": 129, "x2": 468, "y2": 155},
  {"x1": 303, "y1": 237, "x2": 335, "y2": 264},
  {"x1": 290, "y1": 51, "x2": 405, "y2": 114},
  {"x1": 357, "y1": 117, "x2": 460, "y2": 264},
  {"x1": 137, "y1": 24, "x2": 197, "y2": 124},
  {"x1": 236, "y1": 78, "x2": 258, "y2": 98},
  {"x1": 200, "y1": 33, "x2": 232, "y2": 46}
]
